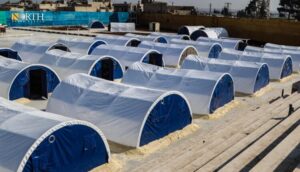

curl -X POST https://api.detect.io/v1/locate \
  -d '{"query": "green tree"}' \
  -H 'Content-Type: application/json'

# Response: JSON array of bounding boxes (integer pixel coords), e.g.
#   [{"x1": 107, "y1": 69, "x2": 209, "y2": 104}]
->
[
  {"x1": 278, "y1": 0, "x2": 300, "y2": 20},
  {"x1": 259, "y1": 0, "x2": 267, "y2": 18},
  {"x1": 245, "y1": 0, "x2": 258, "y2": 17}
]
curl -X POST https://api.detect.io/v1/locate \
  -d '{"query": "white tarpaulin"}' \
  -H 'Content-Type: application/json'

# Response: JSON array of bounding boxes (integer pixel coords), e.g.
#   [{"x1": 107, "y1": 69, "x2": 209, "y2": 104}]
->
[
  {"x1": 46, "y1": 73, "x2": 192, "y2": 147},
  {"x1": 110, "y1": 22, "x2": 136, "y2": 32},
  {"x1": 91, "y1": 44, "x2": 164, "y2": 70},
  {"x1": 123, "y1": 62, "x2": 235, "y2": 114},
  {"x1": 219, "y1": 48, "x2": 293, "y2": 80},
  {"x1": 197, "y1": 37, "x2": 244, "y2": 50},
  {"x1": 125, "y1": 33, "x2": 168, "y2": 43},
  {"x1": 206, "y1": 27, "x2": 229, "y2": 38},
  {"x1": 138, "y1": 41, "x2": 198, "y2": 67},
  {"x1": 95, "y1": 34, "x2": 141, "y2": 47},
  {"x1": 0, "y1": 57, "x2": 60, "y2": 100},
  {"x1": 170, "y1": 39, "x2": 223, "y2": 58},
  {"x1": 11, "y1": 40, "x2": 70, "y2": 63},
  {"x1": 190, "y1": 28, "x2": 219, "y2": 41},
  {"x1": 264, "y1": 43, "x2": 300, "y2": 51},
  {"x1": 245, "y1": 45, "x2": 300, "y2": 71},
  {"x1": 57, "y1": 37, "x2": 106, "y2": 55},
  {"x1": 182, "y1": 55, "x2": 270, "y2": 94},
  {"x1": 0, "y1": 97, "x2": 110, "y2": 172},
  {"x1": 37, "y1": 49, "x2": 124, "y2": 81}
]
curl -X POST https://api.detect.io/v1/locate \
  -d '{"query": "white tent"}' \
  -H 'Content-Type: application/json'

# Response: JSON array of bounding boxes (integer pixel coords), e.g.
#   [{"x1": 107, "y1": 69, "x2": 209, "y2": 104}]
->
[
  {"x1": 110, "y1": 22, "x2": 136, "y2": 32},
  {"x1": 0, "y1": 98, "x2": 110, "y2": 172},
  {"x1": 182, "y1": 55, "x2": 270, "y2": 94},
  {"x1": 0, "y1": 57, "x2": 60, "y2": 100},
  {"x1": 90, "y1": 44, "x2": 164, "y2": 70},
  {"x1": 245, "y1": 45, "x2": 300, "y2": 71},
  {"x1": 170, "y1": 39, "x2": 223, "y2": 58},
  {"x1": 264, "y1": 43, "x2": 300, "y2": 51},
  {"x1": 10, "y1": 40, "x2": 70, "y2": 63},
  {"x1": 57, "y1": 37, "x2": 107, "y2": 55},
  {"x1": 95, "y1": 34, "x2": 141, "y2": 47},
  {"x1": 46, "y1": 73, "x2": 192, "y2": 147},
  {"x1": 149, "y1": 32, "x2": 190, "y2": 41},
  {"x1": 190, "y1": 28, "x2": 219, "y2": 41},
  {"x1": 178, "y1": 25, "x2": 205, "y2": 35},
  {"x1": 138, "y1": 41, "x2": 198, "y2": 67},
  {"x1": 125, "y1": 33, "x2": 168, "y2": 43},
  {"x1": 206, "y1": 27, "x2": 229, "y2": 38},
  {"x1": 197, "y1": 37, "x2": 244, "y2": 50},
  {"x1": 38, "y1": 49, "x2": 124, "y2": 81},
  {"x1": 123, "y1": 62, "x2": 234, "y2": 114},
  {"x1": 219, "y1": 48, "x2": 293, "y2": 80}
]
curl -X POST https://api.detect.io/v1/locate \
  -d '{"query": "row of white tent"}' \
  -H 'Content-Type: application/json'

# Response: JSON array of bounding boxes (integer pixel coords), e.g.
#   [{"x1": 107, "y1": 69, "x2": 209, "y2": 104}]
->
[
  {"x1": 1, "y1": 31, "x2": 300, "y2": 171},
  {"x1": 0, "y1": 72, "x2": 193, "y2": 172}
]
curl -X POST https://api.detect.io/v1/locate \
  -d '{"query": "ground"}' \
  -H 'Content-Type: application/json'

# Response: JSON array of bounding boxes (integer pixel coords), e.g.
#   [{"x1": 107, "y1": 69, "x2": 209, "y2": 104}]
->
[{"x1": 1, "y1": 29, "x2": 300, "y2": 172}]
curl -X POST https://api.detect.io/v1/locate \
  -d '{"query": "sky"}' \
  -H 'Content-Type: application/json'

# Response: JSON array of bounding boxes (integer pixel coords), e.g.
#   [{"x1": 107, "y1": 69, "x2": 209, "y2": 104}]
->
[{"x1": 2, "y1": 0, "x2": 281, "y2": 12}]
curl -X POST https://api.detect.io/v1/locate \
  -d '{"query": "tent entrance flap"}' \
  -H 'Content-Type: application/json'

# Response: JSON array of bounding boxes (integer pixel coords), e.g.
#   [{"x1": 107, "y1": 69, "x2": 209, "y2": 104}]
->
[
  {"x1": 99, "y1": 59, "x2": 114, "y2": 81},
  {"x1": 140, "y1": 94, "x2": 192, "y2": 146},
  {"x1": 0, "y1": 49, "x2": 20, "y2": 60},
  {"x1": 143, "y1": 53, "x2": 164, "y2": 67},
  {"x1": 23, "y1": 125, "x2": 109, "y2": 172},
  {"x1": 127, "y1": 40, "x2": 141, "y2": 47},
  {"x1": 27, "y1": 69, "x2": 48, "y2": 99}
]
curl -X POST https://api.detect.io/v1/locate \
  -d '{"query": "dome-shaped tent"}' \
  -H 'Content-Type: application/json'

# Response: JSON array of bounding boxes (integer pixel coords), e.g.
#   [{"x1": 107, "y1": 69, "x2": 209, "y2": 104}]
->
[
  {"x1": 206, "y1": 27, "x2": 229, "y2": 38},
  {"x1": 182, "y1": 55, "x2": 270, "y2": 94},
  {"x1": 10, "y1": 40, "x2": 70, "y2": 62},
  {"x1": 178, "y1": 25, "x2": 205, "y2": 35},
  {"x1": 264, "y1": 43, "x2": 300, "y2": 51},
  {"x1": 95, "y1": 34, "x2": 141, "y2": 47},
  {"x1": 38, "y1": 49, "x2": 123, "y2": 81},
  {"x1": 91, "y1": 44, "x2": 164, "y2": 70},
  {"x1": 57, "y1": 38, "x2": 107, "y2": 55},
  {"x1": 149, "y1": 32, "x2": 190, "y2": 41},
  {"x1": 245, "y1": 45, "x2": 300, "y2": 72},
  {"x1": 190, "y1": 28, "x2": 219, "y2": 41},
  {"x1": 197, "y1": 37, "x2": 245, "y2": 50},
  {"x1": 0, "y1": 98, "x2": 110, "y2": 172},
  {"x1": 0, "y1": 57, "x2": 60, "y2": 100},
  {"x1": 170, "y1": 39, "x2": 223, "y2": 58},
  {"x1": 125, "y1": 33, "x2": 168, "y2": 43},
  {"x1": 46, "y1": 73, "x2": 192, "y2": 147},
  {"x1": 138, "y1": 41, "x2": 198, "y2": 67},
  {"x1": 219, "y1": 48, "x2": 293, "y2": 80},
  {"x1": 123, "y1": 62, "x2": 234, "y2": 114},
  {"x1": 0, "y1": 48, "x2": 21, "y2": 60},
  {"x1": 88, "y1": 20, "x2": 105, "y2": 29}
]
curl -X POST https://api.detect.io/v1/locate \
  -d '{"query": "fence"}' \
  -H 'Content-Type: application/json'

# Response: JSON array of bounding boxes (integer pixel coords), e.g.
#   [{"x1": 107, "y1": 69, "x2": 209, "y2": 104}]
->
[{"x1": 0, "y1": 11, "x2": 129, "y2": 27}]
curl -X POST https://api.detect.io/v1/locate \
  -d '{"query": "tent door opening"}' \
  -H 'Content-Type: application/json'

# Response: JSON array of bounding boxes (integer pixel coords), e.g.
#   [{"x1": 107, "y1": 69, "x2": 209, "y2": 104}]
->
[
  {"x1": 27, "y1": 69, "x2": 48, "y2": 100},
  {"x1": 99, "y1": 59, "x2": 114, "y2": 81},
  {"x1": 129, "y1": 40, "x2": 141, "y2": 47},
  {"x1": 148, "y1": 53, "x2": 163, "y2": 67}
]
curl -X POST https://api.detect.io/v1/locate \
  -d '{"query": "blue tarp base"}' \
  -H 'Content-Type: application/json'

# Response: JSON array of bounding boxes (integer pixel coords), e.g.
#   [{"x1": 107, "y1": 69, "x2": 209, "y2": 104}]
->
[
  {"x1": 254, "y1": 64, "x2": 270, "y2": 92},
  {"x1": 90, "y1": 59, "x2": 123, "y2": 81},
  {"x1": 142, "y1": 54, "x2": 164, "y2": 67},
  {"x1": 210, "y1": 74, "x2": 234, "y2": 113},
  {"x1": 281, "y1": 57, "x2": 293, "y2": 79},
  {"x1": 208, "y1": 44, "x2": 223, "y2": 58},
  {"x1": 0, "y1": 49, "x2": 21, "y2": 61},
  {"x1": 23, "y1": 125, "x2": 109, "y2": 172},
  {"x1": 9, "y1": 66, "x2": 60, "y2": 100},
  {"x1": 140, "y1": 94, "x2": 192, "y2": 146},
  {"x1": 87, "y1": 41, "x2": 106, "y2": 55},
  {"x1": 88, "y1": 21, "x2": 105, "y2": 29}
]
